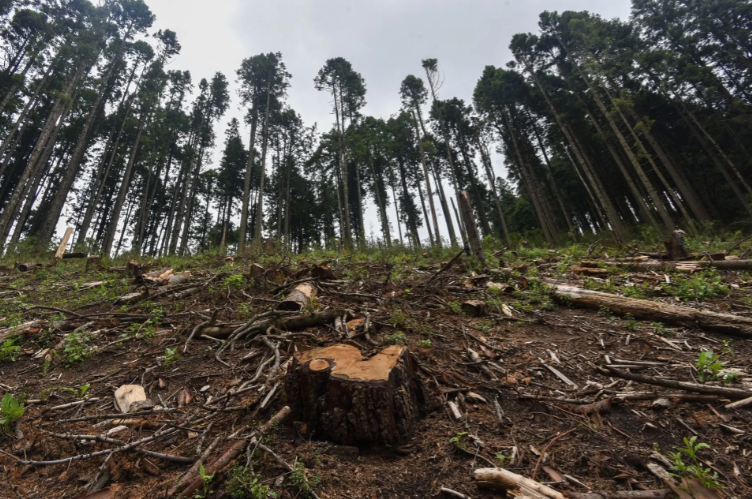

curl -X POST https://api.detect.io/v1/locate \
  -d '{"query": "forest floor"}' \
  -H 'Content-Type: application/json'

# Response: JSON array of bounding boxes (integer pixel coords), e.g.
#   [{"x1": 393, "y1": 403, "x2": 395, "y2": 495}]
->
[{"x1": 0, "y1": 239, "x2": 751, "y2": 499}]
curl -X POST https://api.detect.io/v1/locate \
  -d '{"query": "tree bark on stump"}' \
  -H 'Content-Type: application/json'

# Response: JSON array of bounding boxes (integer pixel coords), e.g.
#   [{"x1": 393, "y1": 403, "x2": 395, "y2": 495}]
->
[
  {"x1": 286, "y1": 344, "x2": 424, "y2": 445},
  {"x1": 277, "y1": 282, "x2": 316, "y2": 311}
]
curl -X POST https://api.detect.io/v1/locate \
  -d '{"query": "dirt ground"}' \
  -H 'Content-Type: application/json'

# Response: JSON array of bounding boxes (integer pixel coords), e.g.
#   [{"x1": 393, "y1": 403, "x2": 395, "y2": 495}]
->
[{"x1": 0, "y1": 249, "x2": 750, "y2": 499}]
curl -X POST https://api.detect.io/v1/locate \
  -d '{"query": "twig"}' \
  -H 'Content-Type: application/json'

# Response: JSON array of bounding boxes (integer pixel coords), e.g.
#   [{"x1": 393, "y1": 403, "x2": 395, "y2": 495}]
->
[
  {"x1": 531, "y1": 427, "x2": 577, "y2": 480},
  {"x1": 426, "y1": 250, "x2": 465, "y2": 286},
  {"x1": 24, "y1": 305, "x2": 85, "y2": 318}
]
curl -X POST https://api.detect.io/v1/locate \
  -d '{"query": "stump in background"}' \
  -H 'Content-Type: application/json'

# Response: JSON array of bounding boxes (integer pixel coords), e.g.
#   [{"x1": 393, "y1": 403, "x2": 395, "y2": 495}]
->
[
  {"x1": 277, "y1": 282, "x2": 316, "y2": 311},
  {"x1": 286, "y1": 344, "x2": 424, "y2": 445}
]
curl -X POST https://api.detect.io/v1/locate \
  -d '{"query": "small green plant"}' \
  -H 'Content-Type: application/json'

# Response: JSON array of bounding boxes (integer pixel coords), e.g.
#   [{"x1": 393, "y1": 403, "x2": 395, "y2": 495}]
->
[
  {"x1": 477, "y1": 322, "x2": 492, "y2": 334},
  {"x1": 696, "y1": 350, "x2": 726, "y2": 382},
  {"x1": 652, "y1": 322, "x2": 672, "y2": 337},
  {"x1": 0, "y1": 339, "x2": 21, "y2": 362},
  {"x1": 79, "y1": 384, "x2": 91, "y2": 398},
  {"x1": 63, "y1": 332, "x2": 91, "y2": 366},
  {"x1": 237, "y1": 303, "x2": 254, "y2": 319},
  {"x1": 0, "y1": 393, "x2": 24, "y2": 434},
  {"x1": 417, "y1": 339, "x2": 432, "y2": 348},
  {"x1": 667, "y1": 436, "x2": 722, "y2": 491},
  {"x1": 195, "y1": 464, "x2": 215, "y2": 498},
  {"x1": 448, "y1": 301, "x2": 463, "y2": 316},
  {"x1": 288, "y1": 462, "x2": 320, "y2": 498},
  {"x1": 667, "y1": 270, "x2": 729, "y2": 302},
  {"x1": 387, "y1": 331, "x2": 407, "y2": 345},
  {"x1": 226, "y1": 463, "x2": 277, "y2": 499},
  {"x1": 164, "y1": 348, "x2": 180, "y2": 366},
  {"x1": 624, "y1": 313, "x2": 639, "y2": 331},
  {"x1": 223, "y1": 274, "x2": 245, "y2": 290},
  {"x1": 495, "y1": 453, "x2": 511, "y2": 467},
  {"x1": 721, "y1": 340, "x2": 734, "y2": 356},
  {"x1": 449, "y1": 432, "x2": 469, "y2": 451},
  {"x1": 389, "y1": 309, "x2": 409, "y2": 327},
  {"x1": 597, "y1": 306, "x2": 613, "y2": 318}
]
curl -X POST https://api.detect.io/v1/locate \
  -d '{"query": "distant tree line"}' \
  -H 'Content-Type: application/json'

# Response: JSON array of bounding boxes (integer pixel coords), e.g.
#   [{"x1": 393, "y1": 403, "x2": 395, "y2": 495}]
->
[{"x1": 0, "y1": 0, "x2": 750, "y2": 256}]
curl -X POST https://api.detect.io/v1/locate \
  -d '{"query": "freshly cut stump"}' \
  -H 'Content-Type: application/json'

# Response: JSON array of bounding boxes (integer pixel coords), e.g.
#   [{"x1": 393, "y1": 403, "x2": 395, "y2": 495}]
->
[{"x1": 286, "y1": 344, "x2": 424, "y2": 445}]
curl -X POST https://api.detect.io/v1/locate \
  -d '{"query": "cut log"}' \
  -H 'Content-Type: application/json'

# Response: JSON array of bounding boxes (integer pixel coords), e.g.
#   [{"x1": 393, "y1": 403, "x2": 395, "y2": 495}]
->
[
  {"x1": 474, "y1": 468, "x2": 565, "y2": 499},
  {"x1": 462, "y1": 300, "x2": 488, "y2": 317},
  {"x1": 311, "y1": 265, "x2": 335, "y2": 280},
  {"x1": 550, "y1": 284, "x2": 752, "y2": 338},
  {"x1": 55, "y1": 227, "x2": 73, "y2": 259},
  {"x1": 277, "y1": 282, "x2": 316, "y2": 311},
  {"x1": 17, "y1": 263, "x2": 42, "y2": 272},
  {"x1": 286, "y1": 343, "x2": 424, "y2": 445},
  {"x1": 606, "y1": 259, "x2": 752, "y2": 272}
]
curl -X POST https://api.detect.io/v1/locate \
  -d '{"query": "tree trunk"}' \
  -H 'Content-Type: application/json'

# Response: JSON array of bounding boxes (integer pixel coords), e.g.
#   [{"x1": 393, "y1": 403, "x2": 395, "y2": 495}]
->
[
  {"x1": 522, "y1": 60, "x2": 627, "y2": 244},
  {"x1": 628, "y1": 107, "x2": 711, "y2": 223},
  {"x1": 368, "y1": 153, "x2": 390, "y2": 248},
  {"x1": 477, "y1": 137, "x2": 511, "y2": 245},
  {"x1": 455, "y1": 128, "x2": 492, "y2": 237},
  {"x1": 398, "y1": 158, "x2": 420, "y2": 249},
  {"x1": 530, "y1": 123, "x2": 576, "y2": 236},
  {"x1": 36, "y1": 58, "x2": 120, "y2": 251},
  {"x1": 416, "y1": 107, "x2": 457, "y2": 247},
  {"x1": 333, "y1": 85, "x2": 352, "y2": 250},
  {"x1": 0, "y1": 64, "x2": 84, "y2": 247},
  {"x1": 238, "y1": 109, "x2": 258, "y2": 253},
  {"x1": 390, "y1": 174, "x2": 404, "y2": 247},
  {"x1": 416, "y1": 177, "x2": 434, "y2": 246},
  {"x1": 252, "y1": 84, "x2": 273, "y2": 248},
  {"x1": 459, "y1": 191, "x2": 485, "y2": 265},
  {"x1": 102, "y1": 113, "x2": 147, "y2": 256},
  {"x1": 411, "y1": 109, "x2": 441, "y2": 247},
  {"x1": 355, "y1": 161, "x2": 366, "y2": 249},
  {"x1": 286, "y1": 344, "x2": 424, "y2": 445}
]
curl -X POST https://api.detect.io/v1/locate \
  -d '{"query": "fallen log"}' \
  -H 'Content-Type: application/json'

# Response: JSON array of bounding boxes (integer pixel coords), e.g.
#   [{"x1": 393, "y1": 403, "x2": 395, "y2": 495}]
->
[
  {"x1": 474, "y1": 468, "x2": 565, "y2": 498},
  {"x1": 550, "y1": 284, "x2": 752, "y2": 337},
  {"x1": 605, "y1": 259, "x2": 752, "y2": 272},
  {"x1": 0, "y1": 320, "x2": 44, "y2": 343},
  {"x1": 277, "y1": 282, "x2": 316, "y2": 311},
  {"x1": 286, "y1": 344, "x2": 424, "y2": 445},
  {"x1": 598, "y1": 366, "x2": 752, "y2": 399}
]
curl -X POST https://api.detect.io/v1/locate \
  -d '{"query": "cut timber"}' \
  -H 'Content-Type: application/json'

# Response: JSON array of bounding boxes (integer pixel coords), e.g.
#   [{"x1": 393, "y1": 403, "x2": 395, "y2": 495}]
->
[
  {"x1": 462, "y1": 300, "x2": 488, "y2": 317},
  {"x1": 277, "y1": 282, "x2": 316, "y2": 311},
  {"x1": 459, "y1": 191, "x2": 485, "y2": 266},
  {"x1": 55, "y1": 227, "x2": 73, "y2": 259},
  {"x1": 607, "y1": 259, "x2": 752, "y2": 272},
  {"x1": 286, "y1": 343, "x2": 423, "y2": 445},
  {"x1": 311, "y1": 265, "x2": 335, "y2": 280},
  {"x1": 474, "y1": 468, "x2": 566, "y2": 499},
  {"x1": 17, "y1": 263, "x2": 42, "y2": 272},
  {"x1": 551, "y1": 284, "x2": 752, "y2": 338}
]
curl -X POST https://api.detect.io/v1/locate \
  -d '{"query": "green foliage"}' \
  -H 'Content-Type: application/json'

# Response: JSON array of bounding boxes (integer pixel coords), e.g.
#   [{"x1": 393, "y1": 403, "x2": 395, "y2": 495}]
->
[
  {"x1": 0, "y1": 339, "x2": 21, "y2": 362},
  {"x1": 695, "y1": 350, "x2": 733, "y2": 383},
  {"x1": 652, "y1": 322, "x2": 672, "y2": 337},
  {"x1": 665, "y1": 271, "x2": 729, "y2": 302},
  {"x1": 0, "y1": 393, "x2": 24, "y2": 434},
  {"x1": 389, "y1": 309, "x2": 408, "y2": 327},
  {"x1": 448, "y1": 301, "x2": 463, "y2": 315},
  {"x1": 195, "y1": 464, "x2": 216, "y2": 498},
  {"x1": 623, "y1": 313, "x2": 639, "y2": 331},
  {"x1": 164, "y1": 348, "x2": 180, "y2": 366},
  {"x1": 223, "y1": 274, "x2": 245, "y2": 290},
  {"x1": 63, "y1": 332, "x2": 91, "y2": 367},
  {"x1": 449, "y1": 432, "x2": 469, "y2": 451},
  {"x1": 288, "y1": 462, "x2": 320, "y2": 498},
  {"x1": 387, "y1": 332, "x2": 407, "y2": 345},
  {"x1": 494, "y1": 453, "x2": 511, "y2": 467},
  {"x1": 226, "y1": 464, "x2": 277, "y2": 499},
  {"x1": 416, "y1": 339, "x2": 432, "y2": 348},
  {"x1": 667, "y1": 437, "x2": 722, "y2": 491},
  {"x1": 597, "y1": 306, "x2": 613, "y2": 318}
]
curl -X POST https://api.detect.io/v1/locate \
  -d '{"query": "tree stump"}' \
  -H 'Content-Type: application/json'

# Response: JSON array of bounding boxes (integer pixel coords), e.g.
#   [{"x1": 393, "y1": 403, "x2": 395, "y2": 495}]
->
[{"x1": 286, "y1": 344, "x2": 424, "y2": 445}]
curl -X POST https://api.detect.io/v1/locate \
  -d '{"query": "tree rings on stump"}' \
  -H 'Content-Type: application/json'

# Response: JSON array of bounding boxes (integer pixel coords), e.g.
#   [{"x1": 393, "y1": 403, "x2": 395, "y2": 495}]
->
[{"x1": 286, "y1": 344, "x2": 424, "y2": 445}]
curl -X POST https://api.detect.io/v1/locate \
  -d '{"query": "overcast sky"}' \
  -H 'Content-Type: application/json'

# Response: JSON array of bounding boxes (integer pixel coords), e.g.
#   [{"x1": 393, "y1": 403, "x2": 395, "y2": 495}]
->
[{"x1": 143, "y1": 0, "x2": 634, "y2": 245}]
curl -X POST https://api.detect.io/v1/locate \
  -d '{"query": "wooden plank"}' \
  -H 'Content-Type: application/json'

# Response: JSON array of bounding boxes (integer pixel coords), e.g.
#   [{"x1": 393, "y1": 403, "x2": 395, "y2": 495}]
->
[{"x1": 55, "y1": 227, "x2": 73, "y2": 259}]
